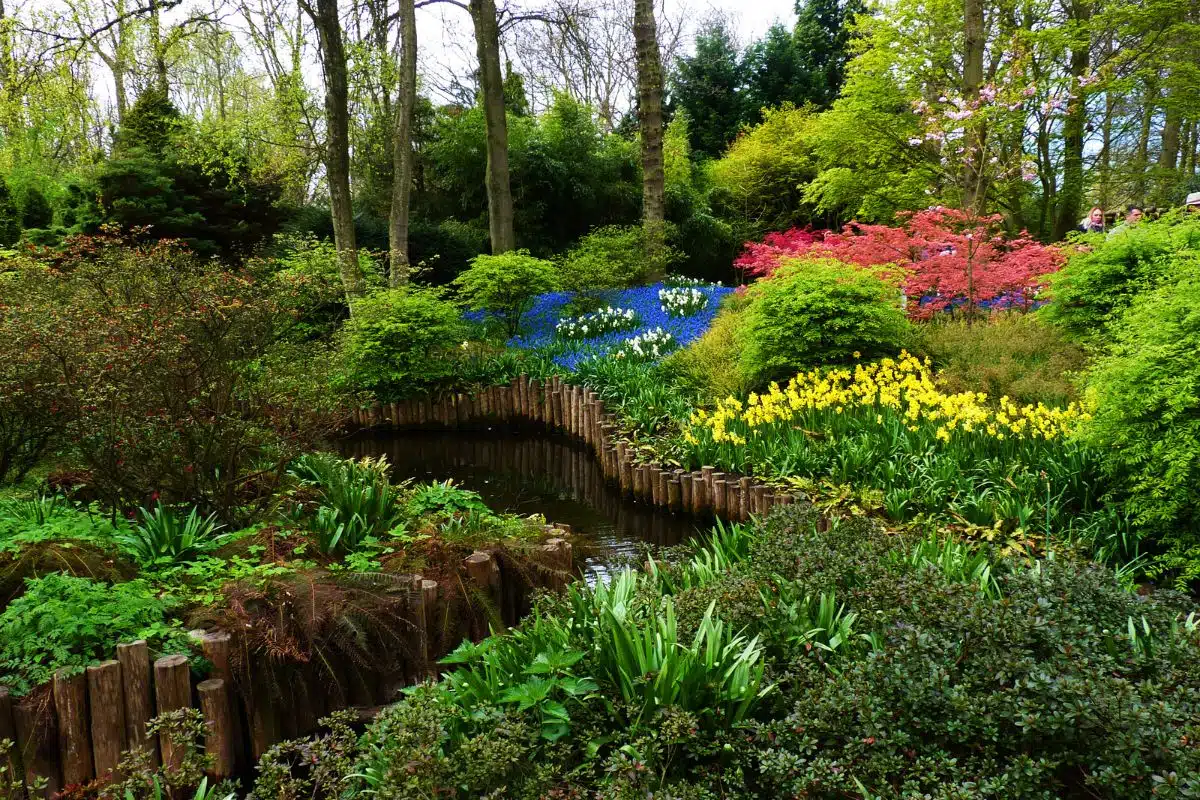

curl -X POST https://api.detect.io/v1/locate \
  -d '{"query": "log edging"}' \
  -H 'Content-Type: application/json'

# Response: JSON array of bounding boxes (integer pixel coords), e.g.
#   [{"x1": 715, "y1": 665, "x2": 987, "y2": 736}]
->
[{"x1": 350, "y1": 374, "x2": 802, "y2": 523}]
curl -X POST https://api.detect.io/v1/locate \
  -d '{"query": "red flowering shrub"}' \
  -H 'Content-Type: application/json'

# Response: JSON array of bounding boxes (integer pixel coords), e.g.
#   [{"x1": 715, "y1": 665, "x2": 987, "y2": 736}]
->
[
  {"x1": 735, "y1": 208, "x2": 1063, "y2": 320},
  {"x1": 1, "y1": 231, "x2": 345, "y2": 516}
]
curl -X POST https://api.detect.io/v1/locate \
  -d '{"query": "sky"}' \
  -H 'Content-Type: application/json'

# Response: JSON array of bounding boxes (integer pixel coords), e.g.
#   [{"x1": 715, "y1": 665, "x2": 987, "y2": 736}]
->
[{"x1": 415, "y1": 0, "x2": 799, "y2": 104}]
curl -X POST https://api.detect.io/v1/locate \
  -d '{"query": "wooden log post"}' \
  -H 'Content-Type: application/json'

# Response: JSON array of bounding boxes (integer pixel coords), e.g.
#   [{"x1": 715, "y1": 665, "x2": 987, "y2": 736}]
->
[
  {"x1": 464, "y1": 552, "x2": 502, "y2": 641},
  {"x1": 0, "y1": 686, "x2": 18, "y2": 788},
  {"x1": 667, "y1": 478, "x2": 682, "y2": 512},
  {"x1": 619, "y1": 455, "x2": 634, "y2": 497},
  {"x1": 689, "y1": 471, "x2": 705, "y2": 513},
  {"x1": 116, "y1": 641, "x2": 157, "y2": 765},
  {"x1": 197, "y1": 679, "x2": 234, "y2": 779},
  {"x1": 726, "y1": 482, "x2": 741, "y2": 522},
  {"x1": 53, "y1": 669, "x2": 93, "y2": 786},
  {"x1": 763, "y1": 492, "x2": 775, "y2": 512},
  {"x1": 657, "y1": 470, "x2": 670, "y2": 509},
  {"x1": 680, "y1": 472, "x2": 693, "y2": 512},
  {"x1": 153, "y1": 655, "x2": 191, "y2": 771},
  {"x1": 712, "y1": 478, "x2": 728, "y2": 518},
  {"x1": 738, "y1": 477, "x2": 752, "y2": 521},
  {"x1": 421, "y1": 579, "x2": 439, "y2": 677},
  {"x1": 200, "y1": 632, "x2": 240, "y2": 770},
  {"x1": 87, "y1": 660, "x2": 126, "y2": 779},
  {"x1": 13, "y1": 699, "x2": 58, "y2": 796}
]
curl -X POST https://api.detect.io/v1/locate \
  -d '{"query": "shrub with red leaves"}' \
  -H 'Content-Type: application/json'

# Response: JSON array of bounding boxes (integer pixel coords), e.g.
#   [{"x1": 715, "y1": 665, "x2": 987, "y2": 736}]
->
[{"x1": 735, "y1": 208, "x2": 1064, "y2": 320}]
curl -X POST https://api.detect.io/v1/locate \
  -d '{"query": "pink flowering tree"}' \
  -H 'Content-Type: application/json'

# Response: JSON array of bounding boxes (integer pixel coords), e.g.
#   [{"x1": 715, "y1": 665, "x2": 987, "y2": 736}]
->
[{"x1": 735, "y1": 207, "x2": 1064, "y2": 320}]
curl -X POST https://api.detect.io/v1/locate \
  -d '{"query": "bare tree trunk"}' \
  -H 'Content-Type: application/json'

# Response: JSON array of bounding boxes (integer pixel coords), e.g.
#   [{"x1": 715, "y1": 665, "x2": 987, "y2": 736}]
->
[
  {"x1": 302, "y1": 0, "x2": 366, "y2": 307},
  {"x1": 149, "y1": 0, "x2": 169, "y2": 93},
  {"x1": 1054, "y1": 0, "x2": 1090, "y2": 240},
  {"x1": 634, "y1": 0, "x2": 665, "y2": 269},
  {"x1": 1133, "y1": 79, "x2": 1157, "y2": 204},
  {"x1": 1097, "y1": 34, "x2": 1113, "y2": 210},
  {"x1": 962, "y1": 0, "x2": 986, "y2": 213},
  {"x1": 470, "y1": 0, "x2": 516, "y2": 253},
  {"x1": 1157, "y1": 96, "x2": 1182, "y2": 204},
  {"x1": 389, "y1": 0, "x2": 417, "y2": 286}
]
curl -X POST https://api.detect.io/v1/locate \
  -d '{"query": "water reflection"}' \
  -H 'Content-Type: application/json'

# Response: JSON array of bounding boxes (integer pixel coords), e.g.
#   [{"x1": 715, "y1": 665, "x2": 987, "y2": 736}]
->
[{"x1": 338, "y1": 426, "x2": 708, "y2": 582}]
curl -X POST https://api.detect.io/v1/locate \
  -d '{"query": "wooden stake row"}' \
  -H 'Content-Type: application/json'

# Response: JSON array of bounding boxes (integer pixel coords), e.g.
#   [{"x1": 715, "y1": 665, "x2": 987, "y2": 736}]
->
[
  {"x1": 2, "y1": 544, "x2": 576, "y2": 795},
  {"x1": 352, "y1": 375, "x2": 798, "y2": 522}
]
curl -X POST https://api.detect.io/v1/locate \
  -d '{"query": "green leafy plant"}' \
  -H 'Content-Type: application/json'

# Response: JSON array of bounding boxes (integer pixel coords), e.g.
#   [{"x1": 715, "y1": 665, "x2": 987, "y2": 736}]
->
[
  {"x1": 0, "y1": 574, "x2": 192, "y2": 695},
  {"x1": 1044, "y1": 212, "x2": 1200, "y2": 341},
  {"x1": 453, "y1": 250, "x2": 557, "y2": 335},
  {"x1": 288, "y1": 453, "x2": 405, "y2": 556},
  {"x1": 919, "y1": 312, "x2": 1087, "y2": 407},
  {"x1": 1080, "y1": 259, "x2": 1200, "y2": 585},
  {"x1": 0, "y1": 493, "x2": 68, "y2": 525},
  {"x1": 558, "y1": 225, "x2": 679, "y2": 295},
  {"x1": 118, "y1": 504, "x2": 227, "y2": 566},
  {"x1": 903, "y1": 529, "x2": 1003, "y2": 600},
  {"x1": 736, "y1": 257, "x2": 913, "y2": 383},
  {"x1": 336, "y1": 286, "x2": 466, "y2": 401}
]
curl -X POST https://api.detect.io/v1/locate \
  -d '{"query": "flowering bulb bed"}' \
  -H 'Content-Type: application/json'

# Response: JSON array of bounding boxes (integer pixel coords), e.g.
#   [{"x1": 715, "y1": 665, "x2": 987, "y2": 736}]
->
[
  {"x1": 555, "y1": 307, "x2": 640, "y2": 339},
  {"x1": 613, "y1": 327, "x2": 676, "y2": 361},
  {"x1": 659, "y1": 287, "x2": 709, "y2": 317},
  {"x1": 683, "y1": 352, "x2": 1101, "y2": 528},
  {"x1": 506, "y1": 282, "x2": 733, "y2": 370}
]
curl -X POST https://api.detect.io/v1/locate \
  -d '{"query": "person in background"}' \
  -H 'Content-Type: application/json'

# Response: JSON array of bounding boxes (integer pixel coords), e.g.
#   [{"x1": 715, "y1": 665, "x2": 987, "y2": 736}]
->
[
  {"x1": 1108, "y1": 206, "x2": 1144, "y2": 237},
  {"x1": 1079, "y1": 206, "x2": 1106, "y2": 233},
  {"x1": 1186, "y1": 192, "x2": 1200, "y2": 212}
]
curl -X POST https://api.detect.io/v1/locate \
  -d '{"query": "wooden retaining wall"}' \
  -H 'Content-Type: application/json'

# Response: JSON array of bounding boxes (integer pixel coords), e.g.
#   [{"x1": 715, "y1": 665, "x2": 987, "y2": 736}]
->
[
  {"x1": 350, "y1": 374, "x2": 801, "y2": 522},
  {"x1": 0, "y1": 539, "x2": 573, "y2": 795}
]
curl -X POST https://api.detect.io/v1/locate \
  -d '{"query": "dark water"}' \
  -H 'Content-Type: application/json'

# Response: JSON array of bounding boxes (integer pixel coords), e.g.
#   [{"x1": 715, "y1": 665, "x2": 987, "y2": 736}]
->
[{"x1": 338, "y1": 426, "x2": 709, "y2": 580}]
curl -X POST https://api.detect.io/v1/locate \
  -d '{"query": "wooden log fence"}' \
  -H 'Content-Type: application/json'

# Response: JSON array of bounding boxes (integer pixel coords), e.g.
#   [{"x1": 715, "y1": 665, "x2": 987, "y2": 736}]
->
[
  {"x1": 350, "y1": 376, "x2": 802, "y2": 525},
  {"x1": 0, "y1": 533, "x2": 575, "y2": 792}
]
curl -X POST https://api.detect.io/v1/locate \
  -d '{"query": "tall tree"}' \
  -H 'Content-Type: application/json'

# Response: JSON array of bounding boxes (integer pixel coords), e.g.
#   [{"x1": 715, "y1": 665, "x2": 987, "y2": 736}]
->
[
  {"x1": 1053, "y1": 0, "x2": 1092, "y2": 239},
  {"x1": 469, "y1": 0, "x2": 516, "y2": 253},
  {"x1": 793, "y1": 0, "x2": 866, "y2": 107},
  {"x1": 300, "y1": 0, "x2": 366, "y2": 305},
  {"x1": 634, "y1": 0, "x2": 665, "y2": 263},
  {"x1": 742, "y1": 23, "x2": 808, "y2": 122},
  {"x1": 388, "y1": 0, "x2": 417, "y2": 285},
  {"x1": 962, "y1": 0, "x2": 986, "y2": 211},
  {"x1": 671, "y1": 18, "x2": 743, "y2": 158}
]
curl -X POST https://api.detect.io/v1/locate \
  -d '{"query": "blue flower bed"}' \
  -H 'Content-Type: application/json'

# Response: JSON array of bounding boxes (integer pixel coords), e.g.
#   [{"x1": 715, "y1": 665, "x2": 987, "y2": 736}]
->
[{"x1": 475, "y1": 282, "x2": 733, "y2": 371}]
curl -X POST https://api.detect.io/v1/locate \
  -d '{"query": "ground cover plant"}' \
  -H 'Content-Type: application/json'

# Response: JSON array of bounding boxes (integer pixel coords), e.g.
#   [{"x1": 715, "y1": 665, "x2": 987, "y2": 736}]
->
[
  {"x1": 0, "y1": 455, "x2": 552, "y2": 703},
  {"x1": 250, "y1": 506, "x2": 1200, "y2": 798}
]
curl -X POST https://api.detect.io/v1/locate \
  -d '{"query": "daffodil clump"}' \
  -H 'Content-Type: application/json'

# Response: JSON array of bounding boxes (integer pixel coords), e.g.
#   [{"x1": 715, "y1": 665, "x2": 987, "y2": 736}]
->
[{"x1": 683, "y1": 352, "x2": 1103, "y2": 530}]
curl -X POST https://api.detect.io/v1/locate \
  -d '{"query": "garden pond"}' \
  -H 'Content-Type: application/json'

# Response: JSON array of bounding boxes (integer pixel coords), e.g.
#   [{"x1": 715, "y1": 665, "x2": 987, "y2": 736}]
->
[{"x1": 338, "y1": 425, "x2": 708, "y2": 581}]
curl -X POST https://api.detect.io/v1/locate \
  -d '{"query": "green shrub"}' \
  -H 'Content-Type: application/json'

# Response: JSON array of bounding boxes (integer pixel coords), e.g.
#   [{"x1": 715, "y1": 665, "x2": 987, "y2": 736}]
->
[
  {"x1": 337, "y1": 286, "x2": 466, "y2": 400},
  {"x1": 1, "y1": 233, "x2": 340, "y2": 517},
  {"x1": 0, "y1": 574, "x2": 192, "y2": 695},
  {"x1": 0, "y1": 179, "x2": 21, "y2": 248},
  {"x1": 453, "y1": 250, "x2": 557, "y2": 335},
  {"x1": 558, "y1": 225, "x2": 680, "y2": 295},
  {"x1": 117, "y1": 504, "x2": 228, "y2": 567},
  {"x1": 919, "y1": 312, "x2": 1088, "y2": 407},
  {"x1": 288, "y1": 453, "x2": 406, "y2": 555},
  {"x1": 20, "y1": 186, "x2": 53, "y2": 230},
  {"x1": 661, "y1": 296, "x2": 753, "y2": 401},
  {"x1": 1081, "y1": 263, "x2": 1200, "y2": 586},
  {"x1": 737, "y1": 257, "x2": 912, "y2": 383},
  {"x1": 1044, "y1": 212, "x2": 1200, "y2": 341}
]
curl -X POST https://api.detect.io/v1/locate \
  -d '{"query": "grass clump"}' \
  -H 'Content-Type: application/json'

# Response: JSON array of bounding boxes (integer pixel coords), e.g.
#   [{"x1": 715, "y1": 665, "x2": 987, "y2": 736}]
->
[{"x1": 920, "y1": 312, "x2": 1088, "y2": 407}]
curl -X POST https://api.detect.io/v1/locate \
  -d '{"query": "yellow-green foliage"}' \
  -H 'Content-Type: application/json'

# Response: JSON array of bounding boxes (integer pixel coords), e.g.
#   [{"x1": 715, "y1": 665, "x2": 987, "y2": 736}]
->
[
  {"x1": 919, "y1": 313, "x2": 1087, "y2": 408},
  {"x1": 707, "y1": 105, "x2": 817, "y2": 235},
  {"x1": 662, "y1": 297, "x2": 754, "y2": 401}
]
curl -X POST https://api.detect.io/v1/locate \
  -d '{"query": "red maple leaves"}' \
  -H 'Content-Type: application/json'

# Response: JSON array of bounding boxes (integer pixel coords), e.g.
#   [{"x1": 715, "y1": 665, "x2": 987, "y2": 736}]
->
[{"x1": 735, "y1": 208, "x2": 1064, "y2": 319}]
